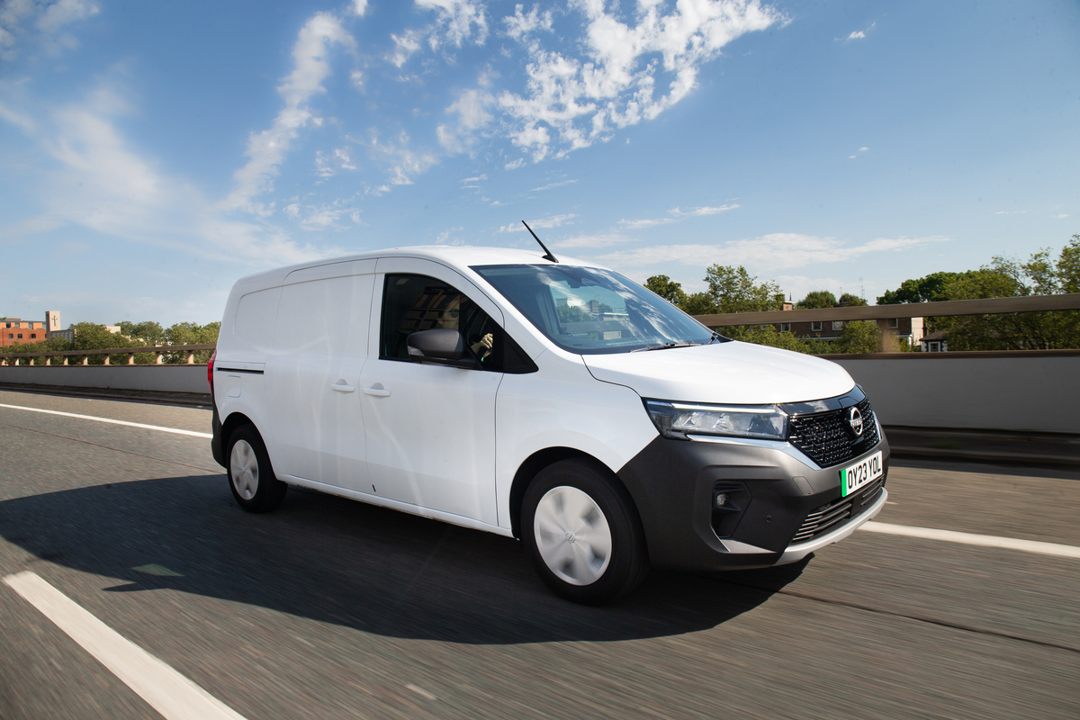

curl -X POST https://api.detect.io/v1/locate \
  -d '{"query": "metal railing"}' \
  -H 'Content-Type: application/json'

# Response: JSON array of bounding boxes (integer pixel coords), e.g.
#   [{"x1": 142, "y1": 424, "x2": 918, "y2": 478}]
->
[{"x1": 693, "y1": 293, "x2": 1080, "y2": 327}]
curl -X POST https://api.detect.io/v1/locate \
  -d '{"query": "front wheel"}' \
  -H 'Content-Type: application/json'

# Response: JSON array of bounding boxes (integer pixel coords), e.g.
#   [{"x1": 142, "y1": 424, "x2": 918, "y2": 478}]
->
[
  {"x1": 522, "y1": 459, "x2": 648, "y2": 605},
  {"x1": 227, "y1": 425, "x2": 287, "y2": 513}
]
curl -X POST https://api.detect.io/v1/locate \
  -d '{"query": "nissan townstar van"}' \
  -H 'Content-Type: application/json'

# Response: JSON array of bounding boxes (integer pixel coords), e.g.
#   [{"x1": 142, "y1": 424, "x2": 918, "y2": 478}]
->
[{"x1": 210, "y1": 246, "x2": 888, "y2": 604}]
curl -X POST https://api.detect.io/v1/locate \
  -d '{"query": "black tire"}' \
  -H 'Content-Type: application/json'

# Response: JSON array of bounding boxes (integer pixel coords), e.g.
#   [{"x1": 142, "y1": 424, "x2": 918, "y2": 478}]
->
[
  {"x1": 226, "y1": 425, "x2": 287, "y2": 513},
  {"x1": 522, "y1": 458, "x2": 648, "y2": 605}
]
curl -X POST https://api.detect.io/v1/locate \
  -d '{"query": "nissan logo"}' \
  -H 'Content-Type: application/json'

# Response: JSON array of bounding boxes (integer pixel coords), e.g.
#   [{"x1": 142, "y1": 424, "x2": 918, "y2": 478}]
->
[{"x1": 848, "y1": 407, "x2": 864, "y2": 437}]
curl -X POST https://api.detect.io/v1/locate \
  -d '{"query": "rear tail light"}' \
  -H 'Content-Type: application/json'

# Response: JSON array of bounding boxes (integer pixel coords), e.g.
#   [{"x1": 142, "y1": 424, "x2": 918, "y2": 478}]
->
[{"x1": 207, "y1": 350, "x2": 216, "y2": 393}]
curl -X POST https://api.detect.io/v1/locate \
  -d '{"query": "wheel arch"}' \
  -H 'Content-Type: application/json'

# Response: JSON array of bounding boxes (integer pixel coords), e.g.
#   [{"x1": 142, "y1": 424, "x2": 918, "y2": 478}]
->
[
  {"x1": 508, "y1": 447, "x2": 646, "y2": 549},
  {"x1": 221, "y1": 411, "x2": 259, "y2": 452}
]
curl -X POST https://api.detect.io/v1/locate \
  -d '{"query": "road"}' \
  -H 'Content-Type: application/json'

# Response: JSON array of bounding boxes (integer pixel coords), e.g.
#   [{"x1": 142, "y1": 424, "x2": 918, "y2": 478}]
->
[{"x1": 1, "y1": 389, "x2": 1077, "y2": 720}]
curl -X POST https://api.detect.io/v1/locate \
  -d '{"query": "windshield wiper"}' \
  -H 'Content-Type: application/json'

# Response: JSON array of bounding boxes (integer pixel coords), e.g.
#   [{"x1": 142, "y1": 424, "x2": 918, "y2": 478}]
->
[
  {"x1": 631, "y1": 342, "x2": 702, "y2": 353},
  {"x1": 707, "y1": 332, "x2": 730, "y2": 344}
]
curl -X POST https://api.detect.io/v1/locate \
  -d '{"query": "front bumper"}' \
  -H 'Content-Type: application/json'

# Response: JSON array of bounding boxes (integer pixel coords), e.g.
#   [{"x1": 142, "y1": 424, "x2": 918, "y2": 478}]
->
[{"x1": 615, "y1": 424, "x2": 890, "y2": 572}]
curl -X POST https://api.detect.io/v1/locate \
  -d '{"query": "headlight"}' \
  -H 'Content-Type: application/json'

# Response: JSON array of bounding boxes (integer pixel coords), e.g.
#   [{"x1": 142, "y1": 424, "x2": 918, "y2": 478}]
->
[{"x1": 644, "y1": 399, "x2": 788, "y2": 441}]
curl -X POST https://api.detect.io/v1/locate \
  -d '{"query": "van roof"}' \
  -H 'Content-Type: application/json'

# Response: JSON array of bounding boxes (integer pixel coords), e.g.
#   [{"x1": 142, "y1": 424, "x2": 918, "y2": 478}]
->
[{"x1": 233, "y1": 245, "x2": 599, "y2": 290}]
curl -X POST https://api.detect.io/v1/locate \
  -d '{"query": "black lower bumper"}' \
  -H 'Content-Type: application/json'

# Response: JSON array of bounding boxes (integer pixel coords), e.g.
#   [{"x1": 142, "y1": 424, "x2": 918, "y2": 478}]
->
[{"x1": 616, "y1": 433, "x2": 890, "y2": 572}]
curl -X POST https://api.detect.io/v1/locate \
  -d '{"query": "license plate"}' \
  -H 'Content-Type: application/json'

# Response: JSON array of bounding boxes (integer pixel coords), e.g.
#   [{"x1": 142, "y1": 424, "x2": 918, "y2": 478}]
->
[{"x1": 841, "y1": 451, "x2": 882, "y2": 497}]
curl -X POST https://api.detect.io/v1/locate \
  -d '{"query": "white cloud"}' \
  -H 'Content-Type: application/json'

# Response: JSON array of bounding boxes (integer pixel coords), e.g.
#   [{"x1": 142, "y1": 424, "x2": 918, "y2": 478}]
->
[
  {"x1": 10, "y1": 73, "x2": 341, "y2": 269},
  {"x1": 504, "y1": 158, "x2": 525, "y2": 170},
  {"x1": 389, "y1": 29, "x2": 423, "y2": 67},
  {"x1": 1055, "y1": 213, "x2": 1069, "y2": 219},
  {"x1": 0, "y1": 99, "x2": 36, "y2": 132},
  {"x1": 496, "y1": 0, "x2": 782, "y2": 161},
  {"x1": 671, "y1": 204, "x2": 739, "y2": 217},
  {"x1": 315, "y1": 147, "x2": 358, "y2": 177},
  {"x1": 436, "y1": 226, "x2": 465, "y2": 245},
  {"x1": 529, "y1": 178, "x2": 577, "y2": 192},
  {"x1": 222, "y1": 13, "x2": 355, "y2": 213},
  {"x1": 621, "y1": 203, "x2": 739, "y2": 229},
  {"x1": 501, "y1": 213, "x2": 576, "y2": 232},
  {"x1": 554, "y1": 232, "x2": 635, "y2": 249},
  {"x1": 503, "y1": 3, "x2": 553, "y2": 40},
  {"x1": 392, "y1": 0, "x2": 488, "y2": 67},
  {"x1": 370, "y1": 131, "x2": 438, "y2": 188},
  {"x1": 461, "y1": 174, "x2": 487, "y2": 184},
  {"x1": 36, "y1": 0, "x2": 99, "y2": 34},
  {"x1": 351, "y1": 0, "x2": 369, "y2": 17},
  {"x1": 417, "y1": 0, "x2": 489, "y2": 50},
  {"x1": 619, "y1": 217, "x2": 677, "y2": 230},
  {"x1": 437, "y1": 88, "x2": 495, "y2": 152},
  {"x1": 1, "y1": 0, "x2": 99, "y2": 60},
  {"x1": 845, "y1": 22, "x2": 875, "y2": 41},
  {"x1": 591, "y1": 234, "x2": 949, "y2": 273},
  {"x1": 0, "y1": 214, "x2": 66, "y2": 245}
]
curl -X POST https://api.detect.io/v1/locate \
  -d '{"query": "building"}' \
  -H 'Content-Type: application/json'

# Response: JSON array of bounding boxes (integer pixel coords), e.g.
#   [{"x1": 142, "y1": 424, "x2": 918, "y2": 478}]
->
[
  {"x1": 0, "y1": 311, "x2": 74, "y2": 347},
  {"x1": 766, "y1": 306, "x2": 925, "y2": 349},
  {"x1": 46, "y1": 311, "x2": 73, "y2": 342},
  {"x1": 1, "y1": 318, "x2": 47, "y2": 347}
]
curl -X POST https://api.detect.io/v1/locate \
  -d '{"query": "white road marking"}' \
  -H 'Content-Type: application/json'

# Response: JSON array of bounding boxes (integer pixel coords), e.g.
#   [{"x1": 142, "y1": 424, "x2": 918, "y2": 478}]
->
[
  {"x1": 3, "y1": 571, "x2": 247, "y2": 720},
  {"x1": 0, "y1": 403, "x2": 211, "y2": 439},
  {"x1": 406, "y1": 684, "x2": 438, "y2": 701},
  {"x1": 861, "y1": 521, "x2": 1080, "y2": 559}
]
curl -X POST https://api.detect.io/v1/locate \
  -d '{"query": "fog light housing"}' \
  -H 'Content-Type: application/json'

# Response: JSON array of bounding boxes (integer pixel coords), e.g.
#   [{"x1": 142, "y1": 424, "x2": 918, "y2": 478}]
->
[{"x1": 711, "y1": 483, "x2": 750, "y2": 539}]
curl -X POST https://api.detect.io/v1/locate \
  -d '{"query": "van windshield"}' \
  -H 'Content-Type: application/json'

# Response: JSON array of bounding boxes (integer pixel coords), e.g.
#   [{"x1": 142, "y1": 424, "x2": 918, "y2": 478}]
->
[{"x1": 473, "y1": 264, "x2": 722, "y2": 355}]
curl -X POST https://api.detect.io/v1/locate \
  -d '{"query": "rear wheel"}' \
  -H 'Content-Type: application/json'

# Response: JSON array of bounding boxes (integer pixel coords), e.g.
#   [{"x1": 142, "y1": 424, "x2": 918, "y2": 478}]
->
[
  {"x1": 522, "y1": 459, "x2": 648, "y2": 605},
  {"x1": 227, "y1": 425, "x2": 286, "y2": 512}
]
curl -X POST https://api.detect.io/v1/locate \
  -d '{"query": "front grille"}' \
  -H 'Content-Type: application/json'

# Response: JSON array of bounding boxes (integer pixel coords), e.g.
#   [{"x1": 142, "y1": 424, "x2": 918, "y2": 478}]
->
[
  {"x1": 788, "y1": 397, "x2": 879, "y2": 468},
  {"x1": 790, "y1": 477, "x2": 885, "y2": 545}
]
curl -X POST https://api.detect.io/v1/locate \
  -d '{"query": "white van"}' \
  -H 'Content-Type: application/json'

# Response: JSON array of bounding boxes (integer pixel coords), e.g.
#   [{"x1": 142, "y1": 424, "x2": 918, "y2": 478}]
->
[{"x1": 210, "y1": 246, "x2": 888, "y2": 604}]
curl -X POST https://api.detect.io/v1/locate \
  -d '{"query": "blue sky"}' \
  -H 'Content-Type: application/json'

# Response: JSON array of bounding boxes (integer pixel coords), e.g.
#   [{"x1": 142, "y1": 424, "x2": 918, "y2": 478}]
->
[{"x1": 1, "y1": 0, "x2": 1078, "y2": 328}]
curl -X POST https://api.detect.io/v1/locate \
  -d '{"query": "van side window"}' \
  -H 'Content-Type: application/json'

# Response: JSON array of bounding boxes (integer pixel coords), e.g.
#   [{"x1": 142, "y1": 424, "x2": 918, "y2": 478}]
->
[{"x1": 381, "y1": 274, "x2": 509, "y2": 372}]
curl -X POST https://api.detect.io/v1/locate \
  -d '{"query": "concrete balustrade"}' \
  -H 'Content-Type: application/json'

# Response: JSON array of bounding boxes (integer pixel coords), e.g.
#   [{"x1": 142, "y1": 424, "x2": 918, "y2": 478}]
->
[{"x1": 0, "y1": 344, "x2": 215, "y2": 368}]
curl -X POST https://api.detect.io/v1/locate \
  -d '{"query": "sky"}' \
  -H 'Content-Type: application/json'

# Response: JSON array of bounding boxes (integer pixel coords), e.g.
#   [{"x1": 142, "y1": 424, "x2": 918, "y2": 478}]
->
[{"x1": 1, "y1": 0, "x2": 1078, "y2": 328}]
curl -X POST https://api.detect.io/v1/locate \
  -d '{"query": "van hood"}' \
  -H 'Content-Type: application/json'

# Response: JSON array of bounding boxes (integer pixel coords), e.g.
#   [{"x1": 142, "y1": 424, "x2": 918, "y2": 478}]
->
[{"x1": 582, "y1": 341, "x2": 855, "y2": 405}]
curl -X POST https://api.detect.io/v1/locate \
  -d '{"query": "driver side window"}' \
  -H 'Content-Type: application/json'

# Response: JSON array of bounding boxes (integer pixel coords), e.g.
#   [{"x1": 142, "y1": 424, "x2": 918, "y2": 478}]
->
[{"x1": 380, "y1": 274, "x2": 503, "y2": 371}]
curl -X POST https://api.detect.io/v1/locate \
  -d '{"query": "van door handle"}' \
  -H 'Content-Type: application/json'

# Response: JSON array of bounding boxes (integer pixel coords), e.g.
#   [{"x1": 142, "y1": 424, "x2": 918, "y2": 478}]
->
[
  {"x1": 331, "y1": 382, "x2": 356, "y2": 393},
  {"x1": 363, "y1": 385, "x2": 391, "y2": 398}
]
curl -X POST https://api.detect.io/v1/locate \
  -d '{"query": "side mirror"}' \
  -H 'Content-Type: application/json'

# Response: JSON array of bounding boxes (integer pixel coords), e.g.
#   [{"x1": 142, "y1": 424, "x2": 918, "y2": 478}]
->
[{"x1": 407, "y1": 329, "x2": 480, "y2": 369}]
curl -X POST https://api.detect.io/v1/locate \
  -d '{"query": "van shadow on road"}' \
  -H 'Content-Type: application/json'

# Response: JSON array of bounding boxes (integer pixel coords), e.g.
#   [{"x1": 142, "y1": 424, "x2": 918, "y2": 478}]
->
[{"x1": 0, "y1": 475, "x2": 805, "y2": 644}]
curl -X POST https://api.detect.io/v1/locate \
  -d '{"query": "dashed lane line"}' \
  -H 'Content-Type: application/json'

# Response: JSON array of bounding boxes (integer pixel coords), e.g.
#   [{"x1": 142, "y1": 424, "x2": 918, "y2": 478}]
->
[
  {"x1": 3, "y1": 571, "x2": 247, "y2": 720},
  {"x1": 861, "y1": 521, "x2": 1080, "y2": 560},
  {"x1": 0, "y1": 403, "x2": 212, "y2": 439}
]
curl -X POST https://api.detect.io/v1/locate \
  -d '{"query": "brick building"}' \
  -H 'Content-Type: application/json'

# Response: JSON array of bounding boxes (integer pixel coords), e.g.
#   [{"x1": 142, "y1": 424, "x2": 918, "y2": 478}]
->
[
  {"x1": 1, "y1": 311, "x2": 69, "y2": 347},
  {"x1": 1, "y1": 318, "x2": 47, "y2": 347},
  {"x1": 764, "y1": 305, "x2": 925, "y2": 348}
]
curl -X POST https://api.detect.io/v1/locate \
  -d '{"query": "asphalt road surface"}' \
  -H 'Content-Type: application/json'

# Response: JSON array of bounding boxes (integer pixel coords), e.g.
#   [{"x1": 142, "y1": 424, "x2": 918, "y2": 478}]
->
[{"x1": 1, "y1": 389, "x2": 1077, "y2": 720}]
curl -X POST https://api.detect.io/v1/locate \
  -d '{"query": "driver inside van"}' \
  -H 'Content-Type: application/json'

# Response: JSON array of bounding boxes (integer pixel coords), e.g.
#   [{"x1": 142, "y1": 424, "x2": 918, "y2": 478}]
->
[{"x1": 435, "y1": 296, "x2": 494, "y2": 361}]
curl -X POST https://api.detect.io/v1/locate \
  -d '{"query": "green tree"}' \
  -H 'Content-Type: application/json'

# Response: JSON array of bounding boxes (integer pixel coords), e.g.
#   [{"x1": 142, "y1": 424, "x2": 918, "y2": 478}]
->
[
  {"x1": 879, "y1": 236, "x2": 1080, "y2": 350},
  {"x1": 877, "y1": 271, "x2": 964, "y2": 304},
  {"x1": 723, "y1": 325, "x2": 808, "y2": 352},
  {"x1": 680, "y1": 292, "x2": 717, "y2": 316},
  {"x1": 796, "y1": 290, "x2": 837, "y2": 309},
  {"x1": 838, "y1": 293, "x2": 869, "y2": 307},
  {"x1": 163, "y1": 321, "x2": 220, "y2": 363},
  {"x1": 117, "y1": 321, "x2": 166, "y2": 345},
  {"x1": 836, "y1": 320, "x2": 882, "y2": 354},
  {"x1": 703, "y1": 265, "x2": 784, "y2": 314},
  {"x1": 644, "y1": 275, "x2": 688, "y2": 306}
]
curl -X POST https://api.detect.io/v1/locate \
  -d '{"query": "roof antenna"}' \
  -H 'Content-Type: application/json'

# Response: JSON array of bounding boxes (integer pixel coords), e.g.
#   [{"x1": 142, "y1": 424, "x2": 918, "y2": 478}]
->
[{"x1": 521, "y1": 220, "x2": 558, "y2": 263}]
